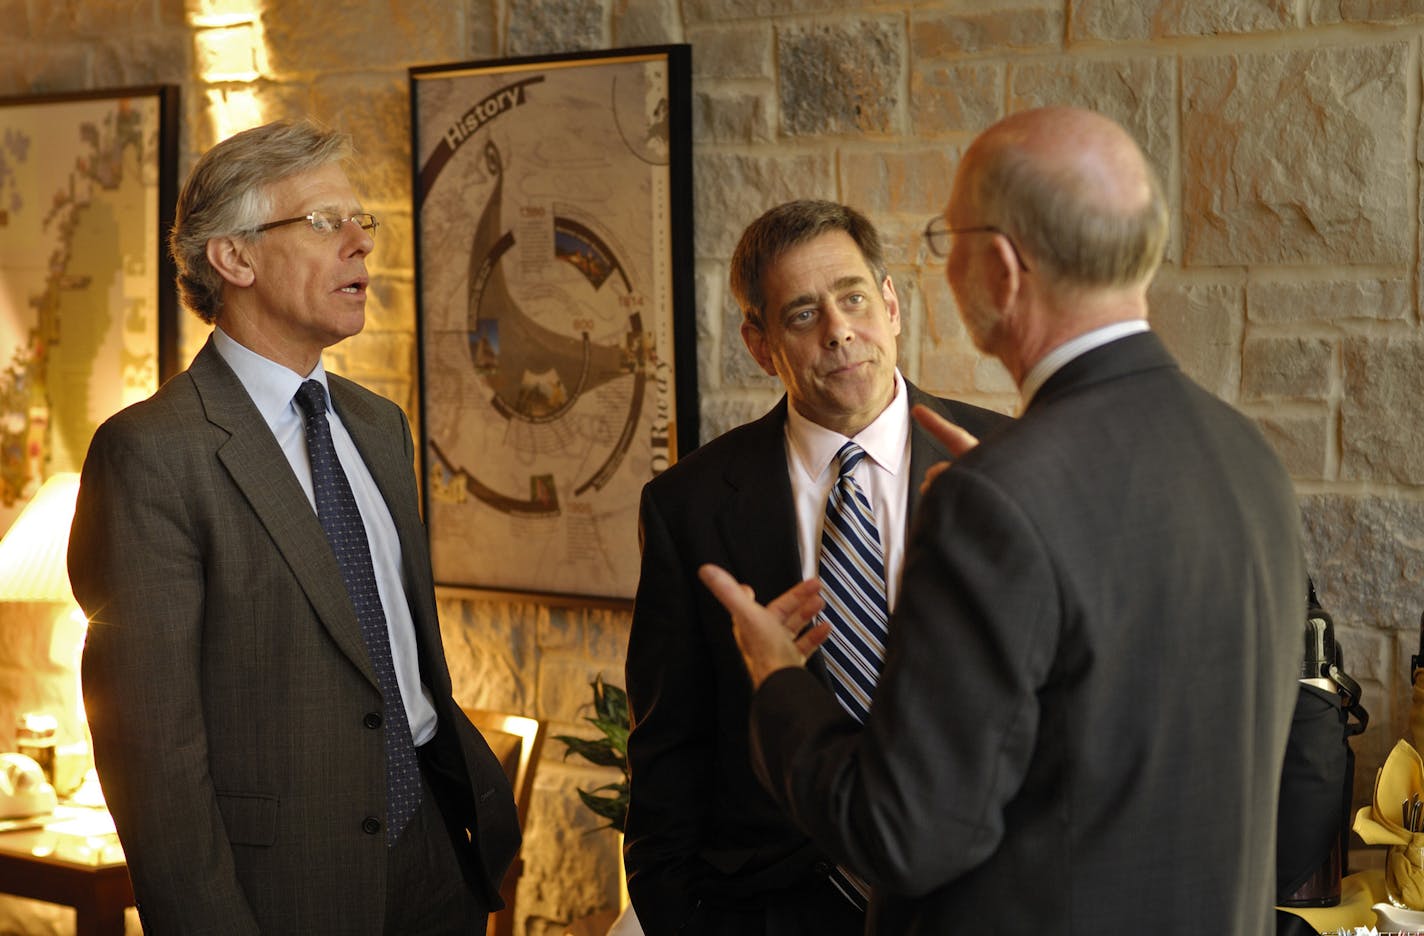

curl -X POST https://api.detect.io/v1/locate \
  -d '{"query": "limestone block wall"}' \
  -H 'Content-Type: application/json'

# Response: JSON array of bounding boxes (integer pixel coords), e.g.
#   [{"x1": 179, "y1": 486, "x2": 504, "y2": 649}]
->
[{"x1": 3, "y1": 0, "x2": 1424, "y2": 932}]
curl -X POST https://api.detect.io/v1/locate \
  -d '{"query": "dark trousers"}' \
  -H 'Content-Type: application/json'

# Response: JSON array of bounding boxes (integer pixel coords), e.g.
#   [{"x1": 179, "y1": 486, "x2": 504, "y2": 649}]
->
[
  {"x1": 682, "y1": 871, "x2": 866, "y2": 936},
  {"x1": 385, "y1": 733, "x2": 490, "y2": 935}
]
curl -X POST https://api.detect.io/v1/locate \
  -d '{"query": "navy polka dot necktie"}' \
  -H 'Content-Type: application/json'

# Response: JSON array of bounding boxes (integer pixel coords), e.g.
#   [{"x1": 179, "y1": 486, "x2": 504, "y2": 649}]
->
[{"x1": 294, "y1": 380, "x2": 421, "y2": 844}]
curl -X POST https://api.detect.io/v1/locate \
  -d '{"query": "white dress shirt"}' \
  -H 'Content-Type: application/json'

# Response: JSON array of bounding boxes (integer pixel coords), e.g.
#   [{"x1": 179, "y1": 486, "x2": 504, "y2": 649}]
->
[
  {"x1": 212, "y1": 327, "x2": 438, "y2": 746},
  {"x1": 1019, "y1": 319, "x2": 1151, "y2": 408},
  {"x1": 785, "y1": 369, "x2": 913, "y2": 610}
]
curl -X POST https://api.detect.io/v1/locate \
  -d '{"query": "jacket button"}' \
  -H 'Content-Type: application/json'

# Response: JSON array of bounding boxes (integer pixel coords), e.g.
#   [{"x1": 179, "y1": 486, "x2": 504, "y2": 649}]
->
[
  {"x1": 362, "y1": 816, "x2": 382, "y2": 835},
  {"x1": 364, "y1": 712, "x2": 382, "y2": 729},
  {"x1": 812, "y1": 861, "x2": 832, "y2": 876}
]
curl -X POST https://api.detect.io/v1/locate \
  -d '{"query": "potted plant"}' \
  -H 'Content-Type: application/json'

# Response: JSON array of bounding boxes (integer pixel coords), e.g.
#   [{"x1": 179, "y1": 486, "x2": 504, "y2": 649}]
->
[
  {"x1": 555, "y1": 674, "x2": 629, "y2": 833},
  {"x1": 557, "y1": 675, "x2": 642, "y2": 932}
]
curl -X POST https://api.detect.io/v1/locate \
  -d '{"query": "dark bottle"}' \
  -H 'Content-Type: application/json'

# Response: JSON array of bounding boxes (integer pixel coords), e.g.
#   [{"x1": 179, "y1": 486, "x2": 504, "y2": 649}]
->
[{"x1": 1277, "y1": 592, "x2": 1365, "y2": 909}]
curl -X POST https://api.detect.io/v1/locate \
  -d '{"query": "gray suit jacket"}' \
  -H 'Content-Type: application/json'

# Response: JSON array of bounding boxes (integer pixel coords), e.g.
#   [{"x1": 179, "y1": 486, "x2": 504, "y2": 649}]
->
[
  {"x1": 625, "y1": 382, "x2": 1010, "y2": 935},
  {"x1": 70, "y1": 338, "x2": 519, "y2": 935},
  {"x1": 750, "y1": 333, "x2": 1307, "y2": 934}
]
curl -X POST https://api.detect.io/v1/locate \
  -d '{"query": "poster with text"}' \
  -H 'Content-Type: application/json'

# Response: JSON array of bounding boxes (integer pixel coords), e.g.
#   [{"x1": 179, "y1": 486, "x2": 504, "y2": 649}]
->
[{"x1": 411, "y1": 47, "x2": 695, "y2": 602}]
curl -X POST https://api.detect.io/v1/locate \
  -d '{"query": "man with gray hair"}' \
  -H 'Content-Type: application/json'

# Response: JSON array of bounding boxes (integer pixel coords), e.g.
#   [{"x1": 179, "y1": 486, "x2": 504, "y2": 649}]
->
[
  {"x1": 702, "y1": 107, "x2": 1306, "y2": 933},
  {"x1": 70, "y1": 118, "x2": 518, "y2": 933}
]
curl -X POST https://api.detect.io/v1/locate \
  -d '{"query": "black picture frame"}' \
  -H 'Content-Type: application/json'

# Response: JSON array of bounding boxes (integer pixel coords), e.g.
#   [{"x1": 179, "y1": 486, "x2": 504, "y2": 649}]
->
[
  {"x1": 410, "y1": 46, "x2": 695, "y2": 604},
  {"x1": 0, "y1": 84, "x2": 178, "y2": 510}
]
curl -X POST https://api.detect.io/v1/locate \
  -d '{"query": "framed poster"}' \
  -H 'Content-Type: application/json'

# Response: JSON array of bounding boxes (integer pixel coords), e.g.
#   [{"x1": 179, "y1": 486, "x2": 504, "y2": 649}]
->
[
  {"x1": 411, "y1": 46, "x2": 696, "y2": 603},
  {"x1": 0, "y1": 85, "x2": 179, "y2": 511}
]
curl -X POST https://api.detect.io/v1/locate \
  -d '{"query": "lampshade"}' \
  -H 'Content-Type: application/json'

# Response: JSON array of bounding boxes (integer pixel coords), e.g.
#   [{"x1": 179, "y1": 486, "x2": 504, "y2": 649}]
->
[{"x1": 0, "y1": 472, "x2": 81, "y2": 603}]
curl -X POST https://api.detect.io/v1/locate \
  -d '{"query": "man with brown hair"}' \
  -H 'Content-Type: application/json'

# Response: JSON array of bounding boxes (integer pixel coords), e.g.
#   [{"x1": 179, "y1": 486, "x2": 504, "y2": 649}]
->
[{"x1": 624, "y1": 200, "x2": 1008, "y2": 935}]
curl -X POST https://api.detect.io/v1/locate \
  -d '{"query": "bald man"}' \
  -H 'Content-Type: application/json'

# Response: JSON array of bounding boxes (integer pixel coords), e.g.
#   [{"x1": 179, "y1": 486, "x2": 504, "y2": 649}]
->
[{"x1": 701, "y1": 107, "x2": 1306, "y2": 934}]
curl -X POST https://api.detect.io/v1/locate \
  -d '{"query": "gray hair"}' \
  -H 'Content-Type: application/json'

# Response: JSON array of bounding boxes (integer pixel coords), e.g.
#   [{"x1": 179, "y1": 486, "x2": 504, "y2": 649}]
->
[
  {"x1": 729, "y1": 200, "x2": 887, "y2": 329},
  {"x1": 169, "y1": 119, "x2": 354, "y2": 323},
  {"x1": 972, "y1": 144, "x2": 1168, "y2": 289}
]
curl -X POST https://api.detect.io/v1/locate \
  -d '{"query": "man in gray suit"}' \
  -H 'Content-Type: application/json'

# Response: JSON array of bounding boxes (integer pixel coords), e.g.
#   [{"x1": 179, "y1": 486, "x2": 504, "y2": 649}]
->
[
  {"x1": 69, "y1": 119, "x2": 518, "y2": 934},
  {"x1": 702, "y1": 107, "x2": 1306, "y2": 934}
]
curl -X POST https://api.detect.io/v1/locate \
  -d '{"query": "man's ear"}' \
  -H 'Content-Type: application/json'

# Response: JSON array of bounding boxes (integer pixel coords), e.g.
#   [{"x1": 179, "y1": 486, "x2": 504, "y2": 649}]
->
[
  {"x1": 881, "y1": 274, "x2": 902, "y2": 337},
  {"x1": 206, "y1": 236, "x2": 255, "y2": 288},
  {"x1": 740, "y1": 319, "x2": 778, "y2": 378},
  {"x1": 987, "y1": 234, "x2": 1023, "y2": 311}
]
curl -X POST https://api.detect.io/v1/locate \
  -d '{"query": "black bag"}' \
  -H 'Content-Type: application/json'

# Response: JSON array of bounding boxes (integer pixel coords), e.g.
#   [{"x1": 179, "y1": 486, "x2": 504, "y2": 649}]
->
[{"x1": 1276, "y1": 580, "x2": 1367, "y2": 910}]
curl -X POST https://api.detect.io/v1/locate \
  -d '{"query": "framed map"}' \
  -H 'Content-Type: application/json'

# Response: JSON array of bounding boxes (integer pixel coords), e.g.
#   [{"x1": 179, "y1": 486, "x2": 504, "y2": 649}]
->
[
  {"x1": 0, "y1": 86, "x2": 178, "y2": 512},
  {"x1": 411, "y1": 46, "x2": 696, "y2": 602}
]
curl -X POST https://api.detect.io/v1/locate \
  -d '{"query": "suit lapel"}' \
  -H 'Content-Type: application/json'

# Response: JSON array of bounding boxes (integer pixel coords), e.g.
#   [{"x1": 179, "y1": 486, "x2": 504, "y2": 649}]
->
[
  {"x1": 190, "y1": 342, "x2": 378, "y2": 688},
  {"x1": 737, "y1": 386, "x2": 960, "y2": 581},
  {"x1": 1028, "y1": 331, "x2": 1177, "y2": 413},
  {"x1": 716, "y1": 400, "x2": 803, "y2": 597},
  {"x1": 715, "y1": 399, "x2": 834, "y2": 684},
  {"x1": 328, "y1": 377, "x2": 419, "y2": 561},
  {"x1": 903, "y1": 381, "x2": 959, "y2": 525},
  {"x1": 327, "y1": 376, "x2": 451, "y2": 696}
]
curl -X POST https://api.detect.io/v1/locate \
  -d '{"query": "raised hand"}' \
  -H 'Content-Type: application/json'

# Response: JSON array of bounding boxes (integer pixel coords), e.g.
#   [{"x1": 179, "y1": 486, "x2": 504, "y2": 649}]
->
[
  {"x1": 912, "y1": 404, "x2": 981, "y2": 493},
  {"x1": 698, "y1": 565, "x2": 828, "y2": 688}
]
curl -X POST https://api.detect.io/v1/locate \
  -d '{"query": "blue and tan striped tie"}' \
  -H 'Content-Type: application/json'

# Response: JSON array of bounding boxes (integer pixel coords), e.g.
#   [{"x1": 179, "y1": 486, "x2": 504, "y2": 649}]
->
[{"x1": 816, "y1": 441, "x2": 889, "y2": 910}]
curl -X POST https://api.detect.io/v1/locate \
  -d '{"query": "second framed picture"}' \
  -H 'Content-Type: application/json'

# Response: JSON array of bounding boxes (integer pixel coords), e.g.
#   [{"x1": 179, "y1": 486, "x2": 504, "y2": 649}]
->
[
  {"x1": 0, "y1": 85, "x2": 179, "y2": 511},
  {"x1": 411, "y1": 45, "x2": 696, "y2": 603}
]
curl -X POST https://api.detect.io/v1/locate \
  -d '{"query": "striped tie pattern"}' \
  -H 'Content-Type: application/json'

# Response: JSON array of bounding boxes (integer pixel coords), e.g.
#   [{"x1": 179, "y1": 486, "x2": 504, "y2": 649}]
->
[
  {"x1": 295, "y1": 380, "x2": 422, "y2": 844},
  {"x1": 817, "y1": 441, "x2": 890, "y2": 910}
]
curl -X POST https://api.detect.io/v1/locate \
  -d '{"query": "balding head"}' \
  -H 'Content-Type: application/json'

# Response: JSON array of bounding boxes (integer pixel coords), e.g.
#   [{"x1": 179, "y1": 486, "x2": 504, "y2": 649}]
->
[{"x1": 954, "y1": 107, "x2": 1167, "y2": 290}]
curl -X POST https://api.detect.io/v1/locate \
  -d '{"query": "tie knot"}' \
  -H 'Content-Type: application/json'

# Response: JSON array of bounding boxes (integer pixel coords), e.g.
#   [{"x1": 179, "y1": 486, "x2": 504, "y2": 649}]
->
[
  {"x1": 294, "y1": 380, "x2": 327, "y2": 420},
  {"x1": 835, "y1": 442, "x2": 866, "y2": 478}
]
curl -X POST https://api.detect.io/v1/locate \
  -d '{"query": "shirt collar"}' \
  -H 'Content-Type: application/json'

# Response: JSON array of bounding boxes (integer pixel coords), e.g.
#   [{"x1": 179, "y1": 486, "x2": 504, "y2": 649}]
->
[
  {"x1": 786, "y1": 369, "x2": 910, "y2": 482},
  {"x1": 1019, "y1": 320, "x2": 1150, "y2": 407},
  {"x1": 212, "y1": 326, "x2": 329, "y2": 430}
]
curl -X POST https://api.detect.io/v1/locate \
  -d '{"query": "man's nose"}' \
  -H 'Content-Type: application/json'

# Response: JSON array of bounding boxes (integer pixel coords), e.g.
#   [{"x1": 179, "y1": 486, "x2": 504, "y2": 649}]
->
[
  {"x1": 822, "y1": 304, "x2": 854, "y2": 348},
  {"x1": 342, "y1": 223, "x2": 374, "y2": 257}
]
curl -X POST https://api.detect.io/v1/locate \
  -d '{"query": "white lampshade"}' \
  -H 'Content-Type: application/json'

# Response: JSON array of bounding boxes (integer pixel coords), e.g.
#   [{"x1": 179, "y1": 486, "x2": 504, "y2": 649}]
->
[{"x1": 0, "y1": 472, "x2": 81, "y2": 603}]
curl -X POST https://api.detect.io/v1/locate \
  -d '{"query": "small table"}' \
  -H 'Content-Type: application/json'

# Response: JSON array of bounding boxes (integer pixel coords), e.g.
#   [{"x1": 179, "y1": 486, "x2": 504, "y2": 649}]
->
[{"x1": 0, "y1": 806, "x2": 134, "y2": 936}]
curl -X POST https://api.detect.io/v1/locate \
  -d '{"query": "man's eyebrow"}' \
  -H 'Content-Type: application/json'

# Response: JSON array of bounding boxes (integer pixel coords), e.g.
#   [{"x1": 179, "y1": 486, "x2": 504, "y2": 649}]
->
[
  {"x1": 295, "y1": 201, "x2": 364, "y2": 215},
  {"x1": 773, "y1": 275, "x2": 871, "y2": 321}
]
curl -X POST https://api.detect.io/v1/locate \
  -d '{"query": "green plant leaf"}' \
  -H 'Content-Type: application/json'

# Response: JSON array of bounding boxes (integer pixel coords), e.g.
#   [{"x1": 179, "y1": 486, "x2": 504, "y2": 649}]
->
[
  {"x1": 594, "y1": 677, "x2": 629, "y2": 727},
  {"x1": 553, "y1": 735, "x2": 625, "y2": 769},
  {"x1": 576, "y1": 786, "x2": 629, "y2": 831},
  {"x1": 585, "y1": 718, "x2": 629, "y2": 756},
  {"x1": 557, "y1": 677, "x2": 633, "y2": 832}
]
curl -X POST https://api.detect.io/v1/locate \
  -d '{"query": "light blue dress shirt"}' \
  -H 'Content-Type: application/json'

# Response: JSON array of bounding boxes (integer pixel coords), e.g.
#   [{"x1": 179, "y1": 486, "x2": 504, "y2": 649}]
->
[{"x1": 212, "y1": 327, "x2": 438, "y2": 747}]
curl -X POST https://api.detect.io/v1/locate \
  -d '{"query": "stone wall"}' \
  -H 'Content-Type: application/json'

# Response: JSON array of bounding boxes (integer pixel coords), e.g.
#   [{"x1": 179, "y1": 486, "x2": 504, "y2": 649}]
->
[{"x1": 3, "y1": 0, "x2": 1424, "y2": 932}]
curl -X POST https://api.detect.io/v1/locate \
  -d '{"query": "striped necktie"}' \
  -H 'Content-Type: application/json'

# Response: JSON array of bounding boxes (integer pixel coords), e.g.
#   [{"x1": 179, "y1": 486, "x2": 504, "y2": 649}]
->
[
  {"x1": 294, "y1": 380, "x2": 422, "y2": 844},
  {"x1": 816, "y1": 441, "x2": 890, "y2": 909}
]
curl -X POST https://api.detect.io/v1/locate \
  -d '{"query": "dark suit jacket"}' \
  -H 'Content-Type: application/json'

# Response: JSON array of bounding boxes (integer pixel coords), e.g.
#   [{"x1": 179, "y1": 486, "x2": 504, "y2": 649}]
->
[
  {"x1": 69, "y1": 338, "x2": 520, "y2": 935},
  {"x1": 624, "y1": 382, "x2": 1010, "y2": 936},
  {"x1": 749, "y1": 333, "x2": 1306, "y2": 934}
]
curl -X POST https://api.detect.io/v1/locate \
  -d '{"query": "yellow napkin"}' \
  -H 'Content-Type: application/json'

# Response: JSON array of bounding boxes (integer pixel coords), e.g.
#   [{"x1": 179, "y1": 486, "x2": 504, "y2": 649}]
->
[
  {"x1": 1412, "y1": 673, "x2": 1424, "y2": 755},
  {"x1": 1387, "y1": 834, "x2": 1424, "y2": 910},
  {"x1": 1353, "y1": 739, "x2": 1424, "y2": 847}
]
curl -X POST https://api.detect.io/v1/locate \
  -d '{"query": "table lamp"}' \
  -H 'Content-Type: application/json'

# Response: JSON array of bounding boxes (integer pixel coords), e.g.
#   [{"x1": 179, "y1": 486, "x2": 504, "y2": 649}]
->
[
  {"x1": 0, "y1": 472, "x2": 81, "y2": 599},
  {"x1": 0, "y1": 472, "x2": 90, "y2": 795}
]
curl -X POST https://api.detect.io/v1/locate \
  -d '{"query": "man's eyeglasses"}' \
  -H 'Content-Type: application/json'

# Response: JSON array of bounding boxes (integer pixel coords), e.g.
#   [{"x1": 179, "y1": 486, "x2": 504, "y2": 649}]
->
[
  {"x1": 255, "y1": 211, "x2": 379, "y2": 236},
  {"x1": 923, "y1": 216, "x2": 1030, "y2": 272}
]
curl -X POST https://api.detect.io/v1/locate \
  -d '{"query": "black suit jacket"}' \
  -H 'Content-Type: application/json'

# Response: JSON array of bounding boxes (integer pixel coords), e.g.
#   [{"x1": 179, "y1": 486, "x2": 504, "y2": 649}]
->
[
  {"x1": 749, "y1": 333, "x2": 1306, "y2": 934},
  {"x1": 624, "y1": 382, "x2": 1010, "y2": 935},
  {"x1": 70, "y1": 339, "x2": 520, "y2": 934}
]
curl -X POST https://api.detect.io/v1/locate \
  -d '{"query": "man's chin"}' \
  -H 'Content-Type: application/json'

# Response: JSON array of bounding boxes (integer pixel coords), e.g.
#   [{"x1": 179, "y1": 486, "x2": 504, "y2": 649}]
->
[
  {"x1": 331, "y1": 307, "x2": 367, "y2": 340},
  {"x1": 825, "y1": 375, "x2": 896, "y2": 418},
  {"x1": 825, "y1": 363, "x2": 892, "y2": 393}
]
